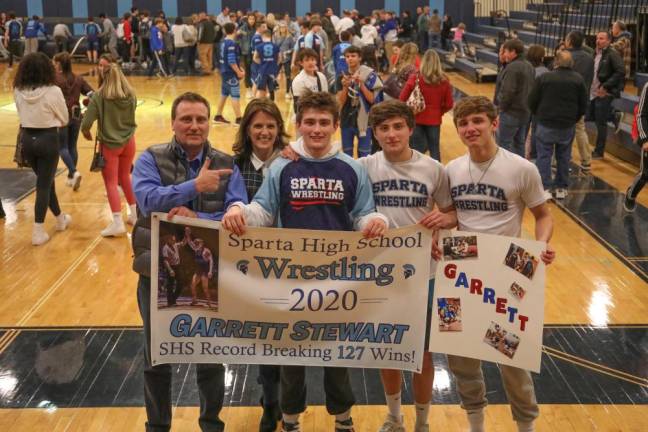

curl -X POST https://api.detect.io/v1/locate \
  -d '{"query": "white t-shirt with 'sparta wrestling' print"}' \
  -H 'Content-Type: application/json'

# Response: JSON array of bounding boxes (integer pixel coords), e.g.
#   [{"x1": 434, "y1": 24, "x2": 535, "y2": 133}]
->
[{"x1": 445, "y1": 147, "x2": 546, "y2": 238}]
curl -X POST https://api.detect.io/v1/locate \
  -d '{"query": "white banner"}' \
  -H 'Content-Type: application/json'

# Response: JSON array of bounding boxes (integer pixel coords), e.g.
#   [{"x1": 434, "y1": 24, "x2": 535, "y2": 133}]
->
[
  {"x1": 430, "y1": 231, "x2": 546, "y2": 372},
  {"x1": 150, "y1": 213, "x2": 432, "y2": 372}
]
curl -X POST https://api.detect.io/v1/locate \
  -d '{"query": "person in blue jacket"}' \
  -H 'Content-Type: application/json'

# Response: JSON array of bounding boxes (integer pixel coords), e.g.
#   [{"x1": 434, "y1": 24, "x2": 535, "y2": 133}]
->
[
  {"x1": 147, "y1": 18, "x2": 168, "y2": 77},
  {"x1": 24, "y1": 15, "x2": 46, "y2": 56}
]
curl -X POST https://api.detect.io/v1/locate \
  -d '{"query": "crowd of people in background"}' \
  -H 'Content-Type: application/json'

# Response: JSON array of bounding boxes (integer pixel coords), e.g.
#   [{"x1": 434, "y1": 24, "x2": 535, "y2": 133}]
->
[{"x1": 1, "y1": 4, "x2": 645, "y2": 230}]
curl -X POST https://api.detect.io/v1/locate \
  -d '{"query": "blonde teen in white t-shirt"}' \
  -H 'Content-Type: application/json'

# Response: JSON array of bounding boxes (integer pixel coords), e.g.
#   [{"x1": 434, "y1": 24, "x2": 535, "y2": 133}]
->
[
  {"x1": 444, "y1": 96, "x2": 555, "y2": 432},
  {"x1": 364, "y1": 100, "x2": 456, "y2": 432}
]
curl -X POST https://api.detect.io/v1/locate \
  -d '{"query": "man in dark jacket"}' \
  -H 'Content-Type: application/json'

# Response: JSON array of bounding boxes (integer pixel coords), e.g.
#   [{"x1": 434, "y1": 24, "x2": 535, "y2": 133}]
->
[
  {"x1": 529, "y1": 51, "x2": 588, "y2": 200},
  {"x1": 624, "y1": 82, "x2": 648, "y2": 212},
  {"x1": 494, "y1": 39, "x2": 535, "y2": 157},
  {"x1": 131, "y1": 92, "x2": 247, "y2": 432},
  {"x1": 565, "y1": 31, "x2": 595, "y2": 171},
  {"x1": 197, "y1": 12, "x2": 216, "y2": 74},
  {"x1": 589, "y1": 31, "x2": 625, "y2": 159}
]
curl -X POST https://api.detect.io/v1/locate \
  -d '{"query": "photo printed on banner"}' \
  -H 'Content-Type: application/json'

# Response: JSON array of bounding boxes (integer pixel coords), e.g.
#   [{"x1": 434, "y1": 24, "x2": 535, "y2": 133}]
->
[{"x1": 157, "y1": 221, "x2": 219, "y2": 311}]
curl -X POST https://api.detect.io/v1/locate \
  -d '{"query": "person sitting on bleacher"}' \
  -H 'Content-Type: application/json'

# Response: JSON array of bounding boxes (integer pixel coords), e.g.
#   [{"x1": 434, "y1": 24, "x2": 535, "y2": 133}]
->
[{"x1": 611, "y1": 20, "x2": 632, "y2": 80}]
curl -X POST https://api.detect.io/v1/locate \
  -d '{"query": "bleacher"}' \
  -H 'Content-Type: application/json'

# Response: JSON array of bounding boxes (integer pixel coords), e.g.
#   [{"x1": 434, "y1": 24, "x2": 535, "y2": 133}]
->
[{"x1": 437, "y1": 0, "x2": 646, "y2": 163}]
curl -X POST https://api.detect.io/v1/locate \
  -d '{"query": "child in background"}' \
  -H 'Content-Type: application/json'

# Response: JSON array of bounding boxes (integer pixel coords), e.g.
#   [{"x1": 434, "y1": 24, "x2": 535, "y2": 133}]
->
[{"x1": 452, "y1": 23, "x2": 466, "y2": 57}]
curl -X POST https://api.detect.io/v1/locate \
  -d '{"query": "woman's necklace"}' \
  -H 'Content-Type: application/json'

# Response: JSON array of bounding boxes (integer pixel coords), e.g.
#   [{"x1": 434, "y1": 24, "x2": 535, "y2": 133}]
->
[{"x1": 468, "y1": 148, "x2": 499, "y2": 186}]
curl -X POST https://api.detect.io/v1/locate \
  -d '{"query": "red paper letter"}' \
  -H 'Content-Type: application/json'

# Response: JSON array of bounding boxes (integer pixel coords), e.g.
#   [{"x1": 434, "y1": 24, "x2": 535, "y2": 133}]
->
[
  {"x1": 444, "y1": 263, "x2": 457, "y2": 279},
  {"x1": 495, "y1": 297, "x2": 507, "y2": 314},
  {"x1": 470, "y1": 278, "x2": 483, "y2": 295}
]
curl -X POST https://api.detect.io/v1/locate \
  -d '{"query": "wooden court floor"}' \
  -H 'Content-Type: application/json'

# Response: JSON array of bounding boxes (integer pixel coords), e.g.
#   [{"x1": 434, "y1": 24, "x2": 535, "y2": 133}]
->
[{"x1": 0, "y1": 64, "x2": 646, "y2": 431}]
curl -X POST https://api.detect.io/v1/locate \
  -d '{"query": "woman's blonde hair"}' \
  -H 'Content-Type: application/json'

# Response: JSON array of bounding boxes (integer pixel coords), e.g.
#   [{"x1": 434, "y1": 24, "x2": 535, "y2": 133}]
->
[
  {"x1": 99, "y1": 63, "x2": 136, "y2": 100},
  {"x1": 266, "y1": 13, "x2": 276, "y2": 27},
  {"x1": 277, "y1": 22, "x2": 288, "y2": 37},
  {"x1": 394, "y1": 42, "x2": 418, "y2": 73},
  {"x1": 419, "y1": 49, "x2": 446, "y2": 85}
]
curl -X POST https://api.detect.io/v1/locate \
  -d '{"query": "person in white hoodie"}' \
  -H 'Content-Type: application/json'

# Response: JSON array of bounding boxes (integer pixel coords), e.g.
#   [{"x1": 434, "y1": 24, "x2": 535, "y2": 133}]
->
[
  {"x1": 13, "y1": 52, "x2": 71, "y2": 245},
  {"x1": 360, "y1": 17, "x2": 378, "y2": 47}
]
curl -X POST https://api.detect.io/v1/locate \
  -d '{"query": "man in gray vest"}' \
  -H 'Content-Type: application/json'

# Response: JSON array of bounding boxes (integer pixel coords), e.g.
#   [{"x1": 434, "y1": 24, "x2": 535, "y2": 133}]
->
[{"x1": 131, "y1": 92, "x2": 248, "y2": 432}]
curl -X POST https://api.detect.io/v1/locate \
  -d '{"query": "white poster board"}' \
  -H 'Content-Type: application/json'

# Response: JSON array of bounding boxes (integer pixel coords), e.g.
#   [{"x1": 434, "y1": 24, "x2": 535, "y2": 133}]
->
[{"x1": 430, "y1": 231, "x2": 545, "y2": 372}]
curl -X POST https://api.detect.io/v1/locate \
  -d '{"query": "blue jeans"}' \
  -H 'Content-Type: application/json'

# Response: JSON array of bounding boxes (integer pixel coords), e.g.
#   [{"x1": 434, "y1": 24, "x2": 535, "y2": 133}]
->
[
  {"x1": 497, "y1": 112, "x2": 530, "y2": 158},
  {"x1": 59, "y1": 119, "x2": 80, "y2": 177},
  {"x1": 429, "y1": 32, "x2": 440, "y2": 48},
  {"x1": 452, "y1": 40, "x2": 465, "y2": 56},
  {"x1": 535, "y1": 123, "x2": 575, "y2": 189},
  {"x1": 527, "y1": 117, "x2": 537, "y2": 160},
  {"x1": 411, "y1": 124, "x2": 441, "y2": 161},
  {"x1": 342, "y1": 127, "x2": 372, "y2": 158},
  {"x1": 172, "y1": 46, "x2": 194, "y2": 74},
  {"x1": 418, "y1": 30, "x2": 429, "y2": 52},
  {"x1": 587, "y1": 96, "x2": 613, "y2": 155}
]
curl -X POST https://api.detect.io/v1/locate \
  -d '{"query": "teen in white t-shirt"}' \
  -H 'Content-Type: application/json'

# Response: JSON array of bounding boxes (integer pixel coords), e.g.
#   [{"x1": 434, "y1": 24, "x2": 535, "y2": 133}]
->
[
  {"x1": 290, "y1": 48, "x2": 328, "y2": 104},
  {"x1": 446, "y1": 146, "x2": 547, "y2": 238},
  {"x1": 445, "y1": 96, "x2": 554, "y2": 432},
  {"x1": 363, "y1": 100, "x2": 456, "y2": 432}
]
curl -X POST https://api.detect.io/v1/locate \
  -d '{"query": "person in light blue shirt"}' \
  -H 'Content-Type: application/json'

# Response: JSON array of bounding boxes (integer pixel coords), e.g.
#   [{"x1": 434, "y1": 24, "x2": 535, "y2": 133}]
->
[{"x1": 223, "y1": 90, "x2": 386, "y2": 432}]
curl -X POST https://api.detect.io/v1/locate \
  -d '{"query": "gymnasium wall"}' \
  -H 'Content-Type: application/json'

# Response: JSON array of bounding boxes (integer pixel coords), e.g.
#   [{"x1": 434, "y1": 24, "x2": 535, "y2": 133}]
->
[{"x1": 1, "y1": 0, "x2": 446, "y2": 20}]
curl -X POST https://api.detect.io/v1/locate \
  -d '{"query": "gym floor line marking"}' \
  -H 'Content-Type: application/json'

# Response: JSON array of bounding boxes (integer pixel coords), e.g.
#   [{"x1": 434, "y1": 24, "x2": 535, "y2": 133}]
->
[
  {"x1": 0, "y1": 330, "x2": 20, "y2": 354},
  {"x1": 553, "y1": 200, "x2": 648, "y2": 283},
  {"x1": 15, "y1": 236, "x2": 103, "y2": 327},
  {"x1": 543, "y1": 345, "x2": 648, "y2": 383},
  {"x1": 542, "y1": 346, "x2": 648, "y2": 387}
]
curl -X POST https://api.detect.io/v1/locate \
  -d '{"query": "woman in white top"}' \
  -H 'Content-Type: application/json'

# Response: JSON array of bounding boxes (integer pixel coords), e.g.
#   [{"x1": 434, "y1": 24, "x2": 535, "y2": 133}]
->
[
  {"x1": 171, "y1": 17, "x2": 195, "y2": 75},
  {"x1": 13, "y1": 52, "x2": 71, "y2": 245}
]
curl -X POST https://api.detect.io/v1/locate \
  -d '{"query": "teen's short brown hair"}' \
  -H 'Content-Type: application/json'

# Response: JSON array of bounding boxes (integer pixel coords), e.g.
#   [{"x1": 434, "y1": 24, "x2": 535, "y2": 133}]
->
[
  {"x1": 452, "y1": 96, "x2": 498, "y2": 126},
  {"x1": 502, "y1": 38, "x2": 524, "y2": 55},
  {"x1": 296, "y1": 48, "x2": 319, "y2": 63},
  {"x1": 368, "y1": 100, "x2": 415, "y2": 130},
  {"x1": 296, "y1": 91, "x2": 339, "y2": 125}
]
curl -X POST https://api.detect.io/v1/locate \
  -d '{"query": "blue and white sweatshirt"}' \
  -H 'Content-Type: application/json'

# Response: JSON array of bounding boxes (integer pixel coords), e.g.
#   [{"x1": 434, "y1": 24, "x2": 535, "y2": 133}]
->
[{"x1": 236, "y1": 138, "x2": 387, "y2": 231}]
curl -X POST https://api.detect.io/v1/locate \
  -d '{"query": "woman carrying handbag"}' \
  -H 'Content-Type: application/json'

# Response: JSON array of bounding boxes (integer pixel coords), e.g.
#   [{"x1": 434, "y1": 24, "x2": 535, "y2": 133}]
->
[
  {"x1": 399, "y1": 49, "x2": 454, "y2": 162},
  {"x1": 81, "y1": 63, "x2": 137, "y2": 237}
]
